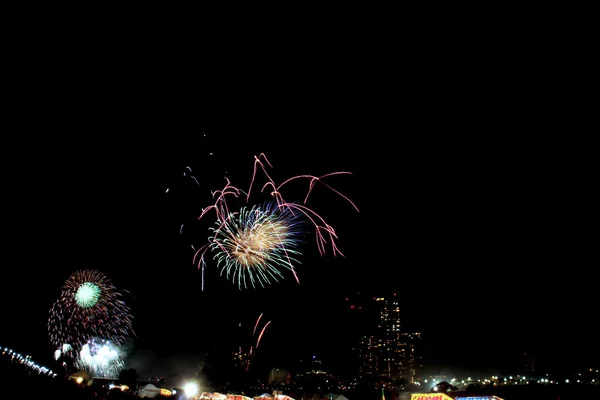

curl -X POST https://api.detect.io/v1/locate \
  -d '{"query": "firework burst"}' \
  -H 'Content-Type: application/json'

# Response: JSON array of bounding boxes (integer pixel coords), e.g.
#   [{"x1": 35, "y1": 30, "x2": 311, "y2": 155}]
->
[
  {"x1": 75, "y1": 338, "x2": 125, "y2": 378},
  {"x1": 193, "y1": 153, "x2": 359, "y2": 290},
  {"x1": 48, "y1": 269, "x2": 134, "y2": 356},
  {"x1": 209, "y1": 201, "x2": 305, "y2": 289}
]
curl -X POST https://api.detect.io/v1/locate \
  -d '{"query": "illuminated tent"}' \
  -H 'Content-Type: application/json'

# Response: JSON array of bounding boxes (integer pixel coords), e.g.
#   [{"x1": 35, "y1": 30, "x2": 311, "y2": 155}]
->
[
  {"x1": 200, "y1": 393, "x2": 228, "y2": 399},
  {"x1": 329, "y1": 395, "x2": 349, "y2": 400},
  {"x1": 138, "y1": 383, "x2": 161, "y2": 398}
]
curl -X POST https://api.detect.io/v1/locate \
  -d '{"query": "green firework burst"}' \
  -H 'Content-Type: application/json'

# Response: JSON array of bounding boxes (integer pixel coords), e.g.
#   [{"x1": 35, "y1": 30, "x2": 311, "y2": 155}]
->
[{"x1": 74, "y1": 282, "x2": 101, "y2": 308}]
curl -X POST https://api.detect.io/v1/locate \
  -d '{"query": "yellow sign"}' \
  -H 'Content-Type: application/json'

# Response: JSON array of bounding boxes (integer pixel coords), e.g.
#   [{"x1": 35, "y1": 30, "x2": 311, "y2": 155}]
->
[{"x1": 410, "y1": 394, "x2": 454, "y2": 400}]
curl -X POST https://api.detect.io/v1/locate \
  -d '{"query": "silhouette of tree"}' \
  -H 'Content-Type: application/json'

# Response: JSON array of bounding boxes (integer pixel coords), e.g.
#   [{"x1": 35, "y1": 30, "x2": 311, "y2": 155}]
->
[
  {"x1": 434, "y1": 380, "x2": 458, "y2": 393},
  {"x1": 118, "y1": 367, "x2": 139, "y2": 389},
  {"x1": 466, "y1": 382, "x2": 484, "y2": 392}
]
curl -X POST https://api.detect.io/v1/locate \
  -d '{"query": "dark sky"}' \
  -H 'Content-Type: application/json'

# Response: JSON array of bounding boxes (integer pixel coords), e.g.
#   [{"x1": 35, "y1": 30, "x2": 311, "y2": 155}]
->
[{"x1": 1, "y1": 56, "x2": 596, "y2": 381}]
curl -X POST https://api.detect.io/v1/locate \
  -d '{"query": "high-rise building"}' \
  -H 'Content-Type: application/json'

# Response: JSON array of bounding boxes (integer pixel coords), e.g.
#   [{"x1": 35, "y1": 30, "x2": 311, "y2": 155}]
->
[
  {"x1": 352, "y1": 293, "x2": 422, "y2": 384},
  {"x1": 375, "y1": 296, "x2": 402, "y2": 380},
  {"x1": 357, "y1": 335, "x2": 379, "y2": 379},
  {"x1": 521, "y1": 352, "x2": 535, "y2": 376},
  {"x1": 400, "y1": 332, "x2": 423, "y2": 383},
  {"x1": 268, "y1": 367, "x2": 291, "y2": 384}
]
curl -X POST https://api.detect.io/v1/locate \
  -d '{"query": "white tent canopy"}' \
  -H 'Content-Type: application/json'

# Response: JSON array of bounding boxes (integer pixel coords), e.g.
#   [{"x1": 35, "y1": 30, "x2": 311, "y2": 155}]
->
[{"x1": 138, "y1": 383, "x2": 161, "y2": 398}]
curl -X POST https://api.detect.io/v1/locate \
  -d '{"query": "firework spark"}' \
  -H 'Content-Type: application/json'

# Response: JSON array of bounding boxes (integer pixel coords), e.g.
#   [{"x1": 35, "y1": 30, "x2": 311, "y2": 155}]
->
[
  {"x1": 75, "y1": 338, "x2": 125, "y2": 378},
  {"x1": 208, "y1": 201, "x2": 305, "y2": 289},
  {"x1": 48, "y1": 269, "x2": 134, "y2": 356},
  {"x1": 193, "y1": 153, "x2": 359, "y2": 290}
]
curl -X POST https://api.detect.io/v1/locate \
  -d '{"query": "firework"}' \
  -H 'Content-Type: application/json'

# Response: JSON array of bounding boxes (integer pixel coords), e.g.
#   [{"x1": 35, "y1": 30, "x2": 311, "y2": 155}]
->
[
  {"x1": 240, "y1": 313, "x2": 271, "y2": 371},
  {"x1": 53, "y1": 343, "x2": 73, "y2": 361},
  {"x1": 48, "y1": 300, "x2": 73, "y2": 356},
  {"x1": 193, "y1": 153, "x2": 359, "y2": 290},
  {"x1": 209, "y1": 201, "x2": 305, "y2": 289},
  {"x1": 75, "y1": 338, "x2": 125, "y2": 378},
  {"x1": 48, "y1": 269, "x2": 134, "y2": 355}
]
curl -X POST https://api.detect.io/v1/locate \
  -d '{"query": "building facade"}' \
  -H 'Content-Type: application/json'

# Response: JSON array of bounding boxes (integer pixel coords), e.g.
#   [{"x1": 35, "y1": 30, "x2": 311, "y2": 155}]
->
[{"x1": 354, "y1": 294, "x2": 422, "y2": 384}]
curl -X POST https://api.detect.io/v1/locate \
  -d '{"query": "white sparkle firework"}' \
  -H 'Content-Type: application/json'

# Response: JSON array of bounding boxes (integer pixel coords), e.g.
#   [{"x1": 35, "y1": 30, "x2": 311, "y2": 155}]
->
[{"x1": 75, "y1": 338, "x2": 125, "y2": 378}]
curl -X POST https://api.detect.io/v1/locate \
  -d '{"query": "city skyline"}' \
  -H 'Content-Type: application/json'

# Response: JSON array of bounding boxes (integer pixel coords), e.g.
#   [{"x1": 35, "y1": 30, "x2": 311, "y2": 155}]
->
[
  {"x1": 1, "y1": 128, "x2": 597, "y2": 382},
  {"x1": 1, "y1": 288, "x2": 596, "y2": 383}
]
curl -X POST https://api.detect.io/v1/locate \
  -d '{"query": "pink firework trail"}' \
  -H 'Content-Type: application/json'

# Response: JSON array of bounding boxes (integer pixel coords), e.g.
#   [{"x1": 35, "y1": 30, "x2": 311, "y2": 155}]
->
[
  {"x1": 253, "y1": 312, "x2": 263, "y2": 336},
  {"x1": 193, "y1": 153, "x2": 359, "y2": 290},
  {"x1": 255, "y1": 320, "x2": 271, "y2": 348},
  {"x1": 245, "y1": 313, "x2": 271, "y2": 371}
]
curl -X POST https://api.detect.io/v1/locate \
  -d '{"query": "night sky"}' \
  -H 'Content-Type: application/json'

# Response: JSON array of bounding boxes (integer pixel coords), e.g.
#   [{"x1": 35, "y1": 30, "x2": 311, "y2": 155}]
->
[{"x1": 1, "y1": 75, "x2": 596, "y2": 382}]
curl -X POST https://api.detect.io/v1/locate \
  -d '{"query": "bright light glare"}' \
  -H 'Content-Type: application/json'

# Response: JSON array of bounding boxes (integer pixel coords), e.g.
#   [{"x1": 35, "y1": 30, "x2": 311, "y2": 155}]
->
[{"x1": 183, "y1": 382, "x2": 199, "y2": 397}]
